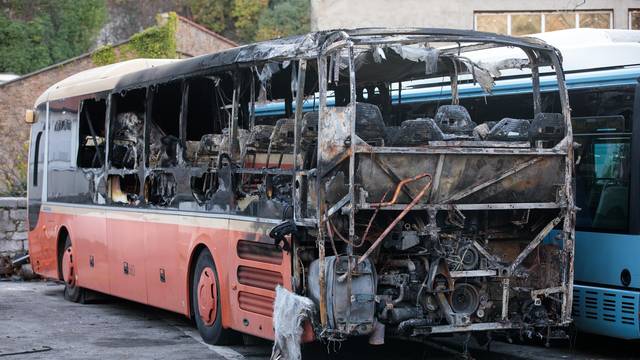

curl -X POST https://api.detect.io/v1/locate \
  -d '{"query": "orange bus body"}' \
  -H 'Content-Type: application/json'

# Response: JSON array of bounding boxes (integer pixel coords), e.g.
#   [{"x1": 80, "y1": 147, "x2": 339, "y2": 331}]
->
[{"x1": 29, "y1": 204, "x2": 291, "y2": 340}]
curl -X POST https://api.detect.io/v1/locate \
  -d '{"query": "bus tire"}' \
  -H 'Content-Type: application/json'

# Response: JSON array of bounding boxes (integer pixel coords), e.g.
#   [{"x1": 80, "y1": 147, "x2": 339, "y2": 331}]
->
[
  {"x1": 61, "y1": 235, "x2": 85, "y2": 303},
  {"x1": 191, "y1": 248, "x2": 237, "y2": 345}
]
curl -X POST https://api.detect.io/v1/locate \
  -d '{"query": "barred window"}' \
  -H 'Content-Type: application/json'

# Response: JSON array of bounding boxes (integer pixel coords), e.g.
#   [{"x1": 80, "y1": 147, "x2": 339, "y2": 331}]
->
[{"x1": 476, "y1": 10, "x2": 612, "y2": 36}]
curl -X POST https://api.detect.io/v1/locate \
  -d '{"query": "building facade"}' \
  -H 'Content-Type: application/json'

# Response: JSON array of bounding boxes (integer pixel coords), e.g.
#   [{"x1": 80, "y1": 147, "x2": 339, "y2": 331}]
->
[{"x1": 311, "y1": 0, "x2": 638, "y2": 35}]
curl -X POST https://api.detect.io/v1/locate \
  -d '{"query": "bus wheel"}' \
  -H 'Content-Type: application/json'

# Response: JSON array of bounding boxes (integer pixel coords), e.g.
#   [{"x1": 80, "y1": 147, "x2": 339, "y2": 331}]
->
[
  {"x1": 191, "y1": 249, "x2": 237, "y2": 345},
  {"x1": 61, "y1": 235, "x2": 85, "y2": 303}
]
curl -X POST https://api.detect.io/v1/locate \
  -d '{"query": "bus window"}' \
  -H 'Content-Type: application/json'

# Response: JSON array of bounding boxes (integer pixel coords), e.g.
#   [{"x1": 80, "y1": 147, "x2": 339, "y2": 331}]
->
[
  {"x1": 184, "y1": 75, "x2": 231, "y2": 167},
  {"x1": 186, "y1": 73, "x2": 235, "y2": 211},
  {"x1": 32, "y1": 131, "x2": 42, "y2": 186},
  {"x1": 110, "y1": 89, "x2": 146, "y2": 170},
  {"x1": 108, "y1": 89, "x2": 146, "y2": 205},
  {"x1": 108, "y1": 174, "x2": 141, "y2": 205},
  {"x1": 231, "y1": 64, "x2": 297, "y2": 219},
  {"x1": 148, "y1": 81, "x2": 183, "y2": 168},
  {"x1": 571, "y1": 86, "x2": 634, "y2": 233},
  {"x1": 576, "y1": 136, "x2": 630, "y2": 232},
  {"x1": 77, "y1": 98, "x2": 106, "y2": 168},
  {"x1": 574, "y1": 116, "x2": 631, "y2": 233}
]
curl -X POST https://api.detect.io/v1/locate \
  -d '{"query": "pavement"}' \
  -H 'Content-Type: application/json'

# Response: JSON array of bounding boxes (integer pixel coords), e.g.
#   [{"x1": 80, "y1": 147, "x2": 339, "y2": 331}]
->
[{"x1": 1, "y1": 281, "x2": 639, "y2": 359}]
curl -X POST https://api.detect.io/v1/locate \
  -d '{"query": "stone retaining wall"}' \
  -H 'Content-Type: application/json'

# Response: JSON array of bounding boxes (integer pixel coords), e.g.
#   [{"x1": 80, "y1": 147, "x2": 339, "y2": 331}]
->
[{"x1": 0, "y1": 197, "x2": 27, "y2": 255}]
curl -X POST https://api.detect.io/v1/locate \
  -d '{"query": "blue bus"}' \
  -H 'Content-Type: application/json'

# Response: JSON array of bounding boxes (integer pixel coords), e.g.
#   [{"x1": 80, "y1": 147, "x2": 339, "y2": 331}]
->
[{"x1": 254, "y1": 61, "x2": 640, "y2": 340}]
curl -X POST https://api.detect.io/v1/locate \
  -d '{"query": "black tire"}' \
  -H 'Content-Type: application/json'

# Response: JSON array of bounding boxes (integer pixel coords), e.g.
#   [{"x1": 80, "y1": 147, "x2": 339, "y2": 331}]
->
[
  {"x1": 61, "y1": 235, "x2": 85, "y2": 303},
  {"x1": 191, "y1": 248, "x2": 238, "y2": 345}
]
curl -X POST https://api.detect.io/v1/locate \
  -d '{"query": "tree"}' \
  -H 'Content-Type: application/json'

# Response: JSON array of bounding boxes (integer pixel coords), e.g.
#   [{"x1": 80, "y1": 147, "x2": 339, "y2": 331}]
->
[
  {"x1": 0, "y1": 13, "x2": 51, "y2": 74},
  {"x1": 255, "y1": 0, "x2": 310, "y2": 41},
  {"x1": 0, "y1": 0, "x2": 107, "y2": 74},
  {"x1": 183, "y1": 0, "x2": 232, "y2": 34},
  {"x1": 182, "y1": 0, "x2": 310, "y2": 43},
  {"x1": 232, "y1": 0, "x2": 268, "y2": 42}
]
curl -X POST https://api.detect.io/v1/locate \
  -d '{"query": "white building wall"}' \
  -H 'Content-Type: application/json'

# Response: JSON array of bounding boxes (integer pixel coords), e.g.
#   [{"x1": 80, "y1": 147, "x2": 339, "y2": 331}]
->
[{"x1": 311, "y1": 0, "x2": 635, "y2": 31}]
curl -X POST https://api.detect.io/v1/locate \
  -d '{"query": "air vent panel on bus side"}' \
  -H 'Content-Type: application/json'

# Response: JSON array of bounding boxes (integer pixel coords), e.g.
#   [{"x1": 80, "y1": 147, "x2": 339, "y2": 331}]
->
[
  {"x1": 237, "y1": 240, "x2": 283, "y2": 265},
  {"x1": 572, "y1": 285, "x2": 640, "y2": 339},
  {"x1": 237, "y1": 266, "x2": 283, "y2": 291},
  {"x1": 238, "y1": 291, "x2": 274, "y2": 317}
]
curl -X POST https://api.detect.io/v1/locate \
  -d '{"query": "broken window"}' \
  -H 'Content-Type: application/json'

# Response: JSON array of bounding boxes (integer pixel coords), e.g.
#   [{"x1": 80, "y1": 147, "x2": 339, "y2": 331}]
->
[
  {"x1": 186, "y1": 72, "x2": 241, "y2": 212},
  {"x1": 108, "y1": 174, "x2": 140, "y2": 205},
  {"x1": 222, "y1": 64, "x2": 301, "y2": 219},
  {"x1": 144, "y1": 171, "x2": 177, "y2": 207},
  {"x1": 110, "y1": 89, "x2": 146, "y2": 170},
  {"x1": 184, "y1": 75, "x2": 231, "y2": 167},
  {"x1": 149, "y1": 81, "x2": 183, "y2": 168},
  {"x1": 77, "y1": 98, "x2": 106, "y2": 168}
]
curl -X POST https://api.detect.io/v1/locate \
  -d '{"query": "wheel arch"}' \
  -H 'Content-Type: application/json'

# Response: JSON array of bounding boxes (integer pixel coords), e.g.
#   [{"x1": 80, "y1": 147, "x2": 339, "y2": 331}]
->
[
  {"x1": 56, "y1": 226, "x2": 70, "y2": 281},
  {"x1": 186, "y1": 243, "x2": 210, "y2": 319}
]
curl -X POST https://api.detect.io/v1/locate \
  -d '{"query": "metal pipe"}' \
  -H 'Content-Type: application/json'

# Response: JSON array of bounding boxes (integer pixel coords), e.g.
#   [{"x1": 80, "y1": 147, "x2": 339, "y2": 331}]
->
[
  {"x1": 397, "y1": 318, "x2": 429, "y2": 335},
  {"x1": 359, "y1": 190, "x2": 389, "y2": 247},
  {"x1": 337, "y1": 177, "x2": 432, "y2": 282},
  {"x1": 392, "y1": 280, "x2": 406, "y2": 306},
  {"x1": 357, "y1": 175, "x2": 432, "y2": 266},
  {"x1": 369, "y1": 173, "x2": 430, "y2": 207},
  {"x1": 325, "y1": 220, "x2": 340, "y2": 256},
  {"x1": 415, "y1": 257, "x2": 430, "y2": 306}
]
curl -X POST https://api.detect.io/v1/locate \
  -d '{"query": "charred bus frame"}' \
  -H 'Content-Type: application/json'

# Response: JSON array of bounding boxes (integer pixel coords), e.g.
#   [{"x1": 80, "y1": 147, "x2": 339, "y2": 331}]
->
[{"x1": 28, "y1": 28, "x2": 576, "y2": 351}]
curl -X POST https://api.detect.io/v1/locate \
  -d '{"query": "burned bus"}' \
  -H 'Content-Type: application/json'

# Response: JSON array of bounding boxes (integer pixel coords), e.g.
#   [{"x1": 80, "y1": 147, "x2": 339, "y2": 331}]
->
[{"x1": 26, "y1": 29, "x2": 575, "y2": 355}]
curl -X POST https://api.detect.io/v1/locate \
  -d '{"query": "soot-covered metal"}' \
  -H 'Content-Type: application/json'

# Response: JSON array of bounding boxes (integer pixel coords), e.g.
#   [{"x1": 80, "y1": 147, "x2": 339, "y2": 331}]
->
[{"x1": 96, "y1": 29, "x2": 576, "y2": 351}]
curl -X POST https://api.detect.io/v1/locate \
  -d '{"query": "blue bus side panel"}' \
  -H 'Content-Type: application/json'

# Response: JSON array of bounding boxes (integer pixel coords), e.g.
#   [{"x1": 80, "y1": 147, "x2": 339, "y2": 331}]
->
[
  {"x1": 574, "y1": 231, "x2": 640, "y2": 338},
  {"x1": 573, "y1": 285, "x2": 640, "y2": 339},
  {"x1": 574, "y1": 231, "x2": 640, "y2": 289}
]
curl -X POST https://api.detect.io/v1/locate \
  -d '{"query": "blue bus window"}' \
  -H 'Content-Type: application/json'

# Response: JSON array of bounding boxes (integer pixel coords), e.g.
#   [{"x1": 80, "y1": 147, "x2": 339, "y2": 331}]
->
[{"x1": 575, "y1": 139, "x2": 630, "y2": 232}]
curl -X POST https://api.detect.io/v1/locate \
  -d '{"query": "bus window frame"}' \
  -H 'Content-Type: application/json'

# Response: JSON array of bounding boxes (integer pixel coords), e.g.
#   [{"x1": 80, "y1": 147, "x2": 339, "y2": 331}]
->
[{"x1": 76, "y1": 97, "x2": 107, "y2": 169}]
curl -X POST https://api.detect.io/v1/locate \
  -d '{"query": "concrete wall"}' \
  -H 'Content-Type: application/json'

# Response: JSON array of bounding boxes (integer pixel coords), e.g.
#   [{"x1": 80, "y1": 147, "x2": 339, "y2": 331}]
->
[
  {"x1": 311, "y1": 0, "x2": 635, "y2": 31},
  {"x1": 0, "y1": 197, "x2": 27, "y2": 255}
]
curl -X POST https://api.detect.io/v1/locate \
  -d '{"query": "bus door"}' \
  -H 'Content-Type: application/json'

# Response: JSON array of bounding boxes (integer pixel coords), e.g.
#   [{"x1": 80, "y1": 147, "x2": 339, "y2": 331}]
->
[
  {"x1": 27, "y1": 104, "x2": 50, "y2": 276},
  {"x1": 570, "y1": 83, "x2": 640, "y2": 338},
  {"x1": 571, "y1": 85, "x2": 637, "y2": 289}
]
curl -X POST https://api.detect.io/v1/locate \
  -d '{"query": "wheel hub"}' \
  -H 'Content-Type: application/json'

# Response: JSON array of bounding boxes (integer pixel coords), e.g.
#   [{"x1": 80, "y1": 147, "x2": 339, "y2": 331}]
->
[
  {"x1": 61, "y1": 247, "x2": 75, "y2": 287},
  {"x1": 197, "y1": 267, "x2": 217, "y2": 326}
]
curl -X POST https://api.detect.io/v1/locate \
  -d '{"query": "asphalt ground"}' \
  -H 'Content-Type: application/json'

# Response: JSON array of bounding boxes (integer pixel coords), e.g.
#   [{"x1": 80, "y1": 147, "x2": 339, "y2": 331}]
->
[{"x1": 1, "y1": 281, "x2": 639, "y2": 359}]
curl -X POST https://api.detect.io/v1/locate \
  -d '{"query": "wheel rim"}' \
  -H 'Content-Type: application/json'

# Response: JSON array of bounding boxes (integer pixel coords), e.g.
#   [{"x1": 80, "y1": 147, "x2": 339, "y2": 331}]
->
[
  {"x1": 61, "y1": 246, "x2": 75, "y2": 287},
  {"x1": 197, "y1": 267, "x2": 217, "y2": 326}
]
